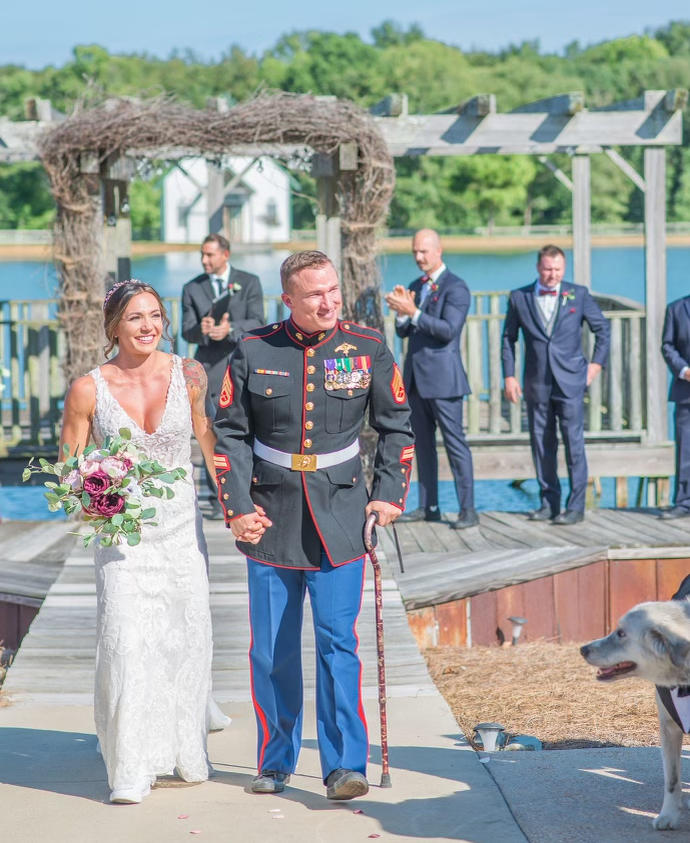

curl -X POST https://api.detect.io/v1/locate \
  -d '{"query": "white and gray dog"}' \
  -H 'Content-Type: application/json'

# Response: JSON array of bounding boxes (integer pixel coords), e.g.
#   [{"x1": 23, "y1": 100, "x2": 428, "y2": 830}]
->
[{"x1": 581, "y1": 579, "x2": 690, "y2": 831}]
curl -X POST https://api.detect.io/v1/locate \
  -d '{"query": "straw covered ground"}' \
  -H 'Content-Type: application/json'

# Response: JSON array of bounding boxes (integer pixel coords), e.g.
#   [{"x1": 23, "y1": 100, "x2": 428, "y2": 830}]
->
[{"x1": 424, "y1": 641, "x2": 690, "y2": 750}]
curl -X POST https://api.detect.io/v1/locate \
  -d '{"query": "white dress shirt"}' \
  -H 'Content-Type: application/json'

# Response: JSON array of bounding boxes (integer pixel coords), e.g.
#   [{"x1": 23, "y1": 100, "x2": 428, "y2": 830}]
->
[
  {"x1": 209, "y1": 266, "x2": 230, "y2": 300},
  {"x1": 535, "y1": 281, "x2": 560, "y2": 323}
]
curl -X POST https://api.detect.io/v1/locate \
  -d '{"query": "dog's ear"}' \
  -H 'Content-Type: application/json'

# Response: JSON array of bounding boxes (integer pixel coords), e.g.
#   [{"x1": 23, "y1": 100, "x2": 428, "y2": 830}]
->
[{"x1": 649, "y1": 628, "x2": 690, "y2": 668}]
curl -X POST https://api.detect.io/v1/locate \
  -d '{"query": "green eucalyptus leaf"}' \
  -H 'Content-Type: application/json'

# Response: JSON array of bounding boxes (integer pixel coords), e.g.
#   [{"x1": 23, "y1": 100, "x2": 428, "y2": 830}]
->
[
  {"x1": 22, "y1": 468, "x2": 31, "y2": 482},
  {"x1": 140, "y1": 507, "x2": 156, "y2": 519},
  {"x1": 127, "y1": 532, "x2": 141, "y2": 546}
]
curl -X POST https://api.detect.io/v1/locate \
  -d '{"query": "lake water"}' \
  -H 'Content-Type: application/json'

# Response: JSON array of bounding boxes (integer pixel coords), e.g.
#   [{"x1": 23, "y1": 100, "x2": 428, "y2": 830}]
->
[
  {"x1": 0, "y1": 245, "x2": 684, "y2": 519},
  {"x1": 1, "y1": 244, "x2": 689, "y2": 304}
]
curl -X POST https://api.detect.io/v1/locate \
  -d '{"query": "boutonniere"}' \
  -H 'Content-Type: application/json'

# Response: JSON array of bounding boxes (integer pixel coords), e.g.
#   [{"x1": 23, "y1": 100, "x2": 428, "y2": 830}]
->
[
  {"x1": 429, "y1": 281, "x2": 439, "y2": 293},
  {"x1": 560, "y1": 290, "x2": 575, "y2": 307},
  {"x1": 229, "y1": 282, "x2": 242, "y2": 295}
]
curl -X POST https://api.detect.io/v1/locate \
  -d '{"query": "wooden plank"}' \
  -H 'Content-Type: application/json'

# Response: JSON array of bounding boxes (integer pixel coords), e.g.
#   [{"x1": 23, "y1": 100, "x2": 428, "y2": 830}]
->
[
  {"x1": 602, "y1": 509, "x2": 690, "y2": 545},
  {"x1": 609, "y1": 558, "x2": 658, "y2": 621},
  {"x1": 553, "y1": 559, "x2": 607, "y2": 642},
  {"x1": 656, "y1": 558, "x2": 690, "y2": 600},
  {"x1": 436, "y1": 600, "x2": 468, "y2": 647},
  {"x1": 521, "y1": 576, "x2": 557, "y2": 641},
  {"x1": 572, "y1": 154, "x2": 591, "y2": 290},
  {"x1": 629, "y1": 317, "x2": 643, "y2": 432},
  {"x1": 469, "y1": 590, "x2": 498, "y2": 646},
  {"x1": 495, "y1": 584, "x2": 526, "y2": 645},
  {"x1": 481, "y1": 510, "x2": 574, "y2": 548}
]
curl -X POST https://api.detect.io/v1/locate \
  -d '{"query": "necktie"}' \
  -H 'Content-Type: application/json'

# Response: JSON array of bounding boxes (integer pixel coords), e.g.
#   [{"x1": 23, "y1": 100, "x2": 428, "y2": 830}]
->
[
  {"x1": 210, "y1": 275, "x2": 223, "y2": 298},
  {"x1": 539, "y1": 289, "x2": 557, "y2": 296}
]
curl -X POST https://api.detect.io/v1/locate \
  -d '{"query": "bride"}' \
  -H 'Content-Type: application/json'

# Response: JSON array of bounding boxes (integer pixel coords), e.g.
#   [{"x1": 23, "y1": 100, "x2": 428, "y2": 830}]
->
[{"x1": 60, "y1": 280, "x2": 227, "y2": 803}]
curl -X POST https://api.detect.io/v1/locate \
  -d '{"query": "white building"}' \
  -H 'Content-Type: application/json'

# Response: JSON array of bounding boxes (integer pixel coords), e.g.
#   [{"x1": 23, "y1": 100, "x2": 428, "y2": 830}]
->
[{"x1": 161, "y1": 156, "x2": 292, "y2": 245}]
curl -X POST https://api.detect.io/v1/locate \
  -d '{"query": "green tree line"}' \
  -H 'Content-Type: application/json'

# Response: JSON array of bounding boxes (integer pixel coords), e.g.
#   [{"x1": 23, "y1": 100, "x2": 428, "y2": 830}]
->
[{"x1": 1, "y1": 19, "x2": 690, "y2": 233}]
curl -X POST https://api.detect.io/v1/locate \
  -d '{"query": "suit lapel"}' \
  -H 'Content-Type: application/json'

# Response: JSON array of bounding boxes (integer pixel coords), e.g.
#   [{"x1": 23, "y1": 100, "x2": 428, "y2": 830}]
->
[
  {"x1": 201, "y1": 274, "x2": 216, "y2": 309},
  {"x1": 550, "y1": 283, "x2": 571, "y2": 333},
  {"x1": 525, "y1": 282, "x2": 548, "y2": 337}
]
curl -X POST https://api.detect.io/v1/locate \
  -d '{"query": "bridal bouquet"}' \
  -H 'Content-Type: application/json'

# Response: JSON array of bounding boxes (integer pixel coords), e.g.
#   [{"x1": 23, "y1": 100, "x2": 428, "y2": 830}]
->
[{"x1": 23, "y1": 428, "x2": 186, "y2": 548}]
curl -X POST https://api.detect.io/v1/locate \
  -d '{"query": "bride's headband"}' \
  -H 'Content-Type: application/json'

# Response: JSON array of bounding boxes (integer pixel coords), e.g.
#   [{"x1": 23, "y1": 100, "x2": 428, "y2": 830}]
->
[{"x1": 103, "y1": 279, "x2": 147, "y2": 311}]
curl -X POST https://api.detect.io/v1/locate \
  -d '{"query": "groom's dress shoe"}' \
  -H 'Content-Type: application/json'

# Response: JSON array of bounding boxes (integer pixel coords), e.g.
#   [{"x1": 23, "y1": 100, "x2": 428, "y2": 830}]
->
[
  {"x1": 325, "y1": 768, "x2": 369, "y2": 800},
  {"x1": 659, "y1": 506, "x2": 690, "y2": 520},
  {"x1": 249, "y1": 771, "x2": 290, "y2": 794},
  {"x1": 450, "y1": 509, "x2": 479, "y2": 530},
  {"x1": 528, "y1": 505, "x2": 555, "y2": 522}
]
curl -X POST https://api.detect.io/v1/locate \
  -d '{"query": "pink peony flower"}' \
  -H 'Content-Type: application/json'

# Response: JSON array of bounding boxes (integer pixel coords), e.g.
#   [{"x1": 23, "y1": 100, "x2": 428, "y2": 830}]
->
[
  {"x1": 80, "y1": 456, "x2": 104, "y2": 476},
  {"x1": 86, "y1": 493, "x2": 126, "y2": 517},
  {"x1": 100, "y1": 456, "x2": 130, "y2": 479},
  {"x1": 64, "y1": 469, "x2": 82, "y2": 491},
  {"x1": 83, "y1": 471, "x2": 112, "y2": 495}
]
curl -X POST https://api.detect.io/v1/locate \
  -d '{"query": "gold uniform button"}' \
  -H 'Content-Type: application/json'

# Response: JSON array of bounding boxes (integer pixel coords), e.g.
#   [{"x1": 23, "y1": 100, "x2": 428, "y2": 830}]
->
[
  {"x1": 352, "y1": 476, "x2": 357, "y2": 483},
  {"x1": 265, "y1": 387, "x2": 273, "y2": 396},
  {"x1": 399, "y1": 497, "x2": 404, "y2": 503},
  {"x1": 307, "y1": 365, "x2": 316, "y2": 374},
  {"x1": 304, "y1": 439, "x2": 312, "y2": 448},
  {"x1": 296, "y1": 332, "x2": 303, "y2": 340},
  {"x1": 307, "y1": 348, "x2": 315, "y2": 357},
  {"x1": 400, "y1": 467, "x2": 406, "y2": 473},
  {"x1": 305, "y1": 421, "x2": 314, "y2": 430},
  {"x1": 272, "y1": 323, "x2": 278, "y2": 329},
  {"x1": 221, "y1": 477, "x2": 226, "y2": 484},
  {"x1": 223, "y1": 493, "x2": 229, "y2": 500},
  {"x1": 227, "y1": 509, "x2": 234, "y2": 516},
  {"x1": 305, "y1": 401, "x2": 314, "y2": 411},
  {"x1": 343, "y1": 323, "x2": 350, "y2": 329},
  {"x1": 347, "y1": 389, "x2": 353, "y2": 396},
  {"x1": 252, "y1": 476, "x2": 258, "y2": 483},
  {"x1": 306, "y1": 383, "x2": 315, "y2": 392},
  {"x1": 401, "y1": 481, "x2": 406, "y2": 487}
]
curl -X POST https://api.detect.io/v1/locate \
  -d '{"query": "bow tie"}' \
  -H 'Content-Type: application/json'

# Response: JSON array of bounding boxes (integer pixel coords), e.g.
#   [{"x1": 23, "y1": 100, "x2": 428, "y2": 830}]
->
[
  {"x1": 538, "y1": 289, "x2": 557, "y2": 296},
  {"x1": 421, "y1": 275, "x2": 432, "y2": 284}
]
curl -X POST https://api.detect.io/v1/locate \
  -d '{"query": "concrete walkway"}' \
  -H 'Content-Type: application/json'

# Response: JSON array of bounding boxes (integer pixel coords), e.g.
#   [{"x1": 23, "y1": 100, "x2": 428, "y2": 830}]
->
[{"x1": 0, "y1": 521, "x2": 525, "y2": 842}]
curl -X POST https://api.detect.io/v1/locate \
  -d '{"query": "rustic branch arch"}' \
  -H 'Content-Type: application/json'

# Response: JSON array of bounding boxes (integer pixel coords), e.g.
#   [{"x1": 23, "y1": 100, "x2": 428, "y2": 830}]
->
[{"x1": 38, "y1": 92, "x2": 395, "y2": 383}]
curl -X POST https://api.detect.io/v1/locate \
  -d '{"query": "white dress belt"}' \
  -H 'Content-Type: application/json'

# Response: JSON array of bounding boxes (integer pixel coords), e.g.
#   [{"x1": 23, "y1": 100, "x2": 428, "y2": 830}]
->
[{"x1": 253, "y1": 438, "x2": 360, "y2": 472}]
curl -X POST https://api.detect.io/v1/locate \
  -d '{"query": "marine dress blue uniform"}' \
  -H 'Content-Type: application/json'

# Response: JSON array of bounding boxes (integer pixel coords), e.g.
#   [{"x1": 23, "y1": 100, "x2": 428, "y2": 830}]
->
[{"x1": 213, "y1": 317, "x2": 414, "y2": 784}]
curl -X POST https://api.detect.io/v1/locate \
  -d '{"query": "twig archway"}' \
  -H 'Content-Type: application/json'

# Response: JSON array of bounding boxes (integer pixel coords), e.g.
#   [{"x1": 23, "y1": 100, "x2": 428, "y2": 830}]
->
[{"x1": 38, "y1": 92, "x2": 395, "y2": 382}]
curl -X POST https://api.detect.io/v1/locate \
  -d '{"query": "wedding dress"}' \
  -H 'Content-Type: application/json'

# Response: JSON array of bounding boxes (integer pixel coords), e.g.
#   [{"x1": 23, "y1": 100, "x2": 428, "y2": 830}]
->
[{"x1": 90, "y1": 354, "x2": 214, "y2": 802}]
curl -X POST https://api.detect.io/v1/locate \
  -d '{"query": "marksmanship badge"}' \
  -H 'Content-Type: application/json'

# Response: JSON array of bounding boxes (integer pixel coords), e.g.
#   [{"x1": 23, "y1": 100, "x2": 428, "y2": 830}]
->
[{"x1": 324, "y1": 355, "x2": 372, "y2": 391}]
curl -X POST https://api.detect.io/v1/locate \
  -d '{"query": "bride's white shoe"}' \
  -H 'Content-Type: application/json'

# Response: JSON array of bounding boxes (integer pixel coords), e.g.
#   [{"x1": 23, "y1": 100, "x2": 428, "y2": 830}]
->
[
  {"x1": 207, "y1": 697, "x2": 232, "y2": 732},
  {"x1": 109, "y1": 780, "x2": 152, "y2": 804}
]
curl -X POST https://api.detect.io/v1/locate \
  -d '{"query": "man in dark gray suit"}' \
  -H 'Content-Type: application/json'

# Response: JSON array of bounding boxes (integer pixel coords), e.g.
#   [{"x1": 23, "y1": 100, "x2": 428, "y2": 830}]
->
[
  {"x1": 385, "y1": 229, "x2": 477, "y2": 530},
  {"x1": 660, "y1": 295, "x2": 690, "y2": 519},
  {"x1": 502, "y1": 244, "x2": 609, "y2": 525},
  {"x1": 182, "y1": 233, "x2": 264, "y2": 517}
]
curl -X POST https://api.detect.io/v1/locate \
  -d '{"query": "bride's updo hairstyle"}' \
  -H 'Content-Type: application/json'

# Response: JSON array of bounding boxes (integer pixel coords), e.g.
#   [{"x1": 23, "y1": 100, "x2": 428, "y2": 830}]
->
[{"x1": 103, "y1": 280, "x2": 172, "y2": 356}]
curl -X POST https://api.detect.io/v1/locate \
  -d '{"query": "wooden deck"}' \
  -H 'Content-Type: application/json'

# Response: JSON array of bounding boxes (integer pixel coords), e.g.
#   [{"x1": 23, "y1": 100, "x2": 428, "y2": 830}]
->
[{"x1": 2, "y1": 520, "x2": 433, "y2": 706}]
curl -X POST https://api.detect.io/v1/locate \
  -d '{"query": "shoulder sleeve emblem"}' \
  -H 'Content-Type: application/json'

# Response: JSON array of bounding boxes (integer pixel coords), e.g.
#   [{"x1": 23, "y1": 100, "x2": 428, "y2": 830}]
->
[
  {"x1": 391, "y1": 363, "x2": 406, "y2": 404},
  {"x1": 219, "y1": 365, "x2": 234, "y2": 408}
]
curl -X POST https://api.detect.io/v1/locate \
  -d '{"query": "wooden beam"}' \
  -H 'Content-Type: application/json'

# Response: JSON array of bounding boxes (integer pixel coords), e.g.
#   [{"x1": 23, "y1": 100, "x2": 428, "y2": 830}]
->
[
  {"x1": 644, "y1": 147, "x2": 668, "y2": 445},
  {"x1": 512, "y1": 92, "x2": 584, "y2": 115},
  {"x1": 572, "y1": 154, "x2": 591, "y2": 289},
  {"x1": 603, "y1": 148, "x2": 646, "y2": 192},
  {"x1": 664, "y1": 89, "x2": 688, "y2": 113},
  {"x1": 369, "y1": 94, "x2": 408, "y2": 117},
  {"x1": 538, "y1": 155, "x2": 573, "y2": 192}
]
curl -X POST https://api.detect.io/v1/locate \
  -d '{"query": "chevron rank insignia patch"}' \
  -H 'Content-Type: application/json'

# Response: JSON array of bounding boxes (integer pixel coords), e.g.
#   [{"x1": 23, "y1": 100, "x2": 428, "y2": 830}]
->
[
  {"x1": 219, "y1": 366, "x2": 233, "y2": 408},
  {"x1": 391, "y1": 363, "x2": 406, "y2": 404}
]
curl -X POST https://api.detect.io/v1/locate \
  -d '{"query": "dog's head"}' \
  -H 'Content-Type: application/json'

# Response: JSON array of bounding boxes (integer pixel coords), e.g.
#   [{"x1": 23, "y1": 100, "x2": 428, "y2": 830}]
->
[{"x1": 580, "y1": 600, "x2": 690, "y2": 687}]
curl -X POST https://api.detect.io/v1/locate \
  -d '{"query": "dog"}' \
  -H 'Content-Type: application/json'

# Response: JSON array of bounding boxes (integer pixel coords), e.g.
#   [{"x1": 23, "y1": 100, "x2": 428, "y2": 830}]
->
[{"x1": 581, "y1": 577, "x2": 690, "y2": 831}]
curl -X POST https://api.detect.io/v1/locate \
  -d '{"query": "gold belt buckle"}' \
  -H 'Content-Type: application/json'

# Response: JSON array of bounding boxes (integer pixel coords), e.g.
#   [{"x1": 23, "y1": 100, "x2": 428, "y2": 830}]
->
[{"x1": 291, "y1": 453, "x2": 317, "y2": 471}]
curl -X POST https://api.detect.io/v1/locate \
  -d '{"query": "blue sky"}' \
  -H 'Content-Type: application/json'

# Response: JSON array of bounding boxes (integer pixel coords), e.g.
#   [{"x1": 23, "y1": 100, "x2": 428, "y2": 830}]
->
[{"x1": 2, "y1": 1, "x2": 689, "y2": 68}]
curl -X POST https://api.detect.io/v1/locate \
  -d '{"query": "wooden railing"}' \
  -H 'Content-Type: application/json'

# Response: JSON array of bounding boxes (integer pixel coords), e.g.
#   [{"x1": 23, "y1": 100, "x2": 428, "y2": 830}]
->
[{"x1": 1, "y1": 293, "x2": 646, "y2": 453}]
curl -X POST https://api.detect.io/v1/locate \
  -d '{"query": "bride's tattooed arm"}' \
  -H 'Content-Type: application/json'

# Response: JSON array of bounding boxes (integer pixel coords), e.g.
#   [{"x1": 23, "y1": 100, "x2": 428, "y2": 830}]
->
[{"x1": 183, "y1": 358, "x2": 217, "y2": 481}]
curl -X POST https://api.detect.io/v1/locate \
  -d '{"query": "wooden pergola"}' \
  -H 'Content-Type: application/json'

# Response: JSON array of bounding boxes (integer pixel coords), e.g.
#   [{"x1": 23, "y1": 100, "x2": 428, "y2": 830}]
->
[{"x1": 0, "y1": 89, "x2": 685, "y2": 462}]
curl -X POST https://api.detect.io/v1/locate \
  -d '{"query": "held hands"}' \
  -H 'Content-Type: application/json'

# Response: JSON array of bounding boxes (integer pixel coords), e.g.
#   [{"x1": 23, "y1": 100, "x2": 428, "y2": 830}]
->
[
  {"x1": 365, "y1": 500, "x2": 402, "y2": 528},
  {"x1": 230, "y1": 504, "x2": 273, "y2": 544},
  {"x1": 504, "y1": 376, "x2": 523, "y2": 404},
  {"x1": 201, "y1": 313, "x2": 231, "y2": 340},
  {"x1": 384, "y1": 285, "x2": 417, "y2": 318}
]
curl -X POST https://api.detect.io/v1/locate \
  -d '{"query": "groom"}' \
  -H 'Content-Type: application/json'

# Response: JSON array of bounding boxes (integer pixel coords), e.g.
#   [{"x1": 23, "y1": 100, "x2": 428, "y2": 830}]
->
[{"x1": 213, "y1": 250, "x2": 414, "y2": 800}]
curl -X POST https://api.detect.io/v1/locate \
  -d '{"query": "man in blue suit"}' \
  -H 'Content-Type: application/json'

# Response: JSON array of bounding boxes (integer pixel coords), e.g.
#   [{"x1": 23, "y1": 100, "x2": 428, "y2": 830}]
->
[
  {"x1": 502, "y1": 245, "x2": 609, "y2": 525},
  {"x1": 660, "y1": 296, "x2": 690, "y2": 519},
  {"x1": 385, "y1": 229, "x2": 477, "y2": 529}
]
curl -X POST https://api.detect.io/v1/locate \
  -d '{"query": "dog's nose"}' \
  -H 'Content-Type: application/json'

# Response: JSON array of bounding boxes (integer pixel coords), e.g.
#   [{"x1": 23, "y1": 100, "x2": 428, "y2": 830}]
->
[{"x1": 580, "y1": 644, "x2": 590, "y2": 657}]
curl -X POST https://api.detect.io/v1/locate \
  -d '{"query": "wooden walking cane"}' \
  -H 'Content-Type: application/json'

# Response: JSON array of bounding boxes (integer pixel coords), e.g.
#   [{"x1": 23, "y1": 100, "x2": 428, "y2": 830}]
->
[{"x1": 364, "y1": 511, "x2": 392, "y2": 787}]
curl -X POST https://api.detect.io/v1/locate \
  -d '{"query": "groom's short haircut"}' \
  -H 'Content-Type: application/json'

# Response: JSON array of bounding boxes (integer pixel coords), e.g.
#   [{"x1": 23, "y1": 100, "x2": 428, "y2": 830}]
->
[
  {"x1": 280, "y1": 250, "x2": 334, "y2": 292},
  {"x1": 537, "y1": 244, "x2": 566, "y2": 264},
  {"x1": 202, "y1": 233, "x2": 230, "y2": 253}
]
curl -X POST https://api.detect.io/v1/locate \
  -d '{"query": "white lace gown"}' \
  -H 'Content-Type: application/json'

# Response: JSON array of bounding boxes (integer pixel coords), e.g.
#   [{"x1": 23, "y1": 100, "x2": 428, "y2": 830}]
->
[{"x1": 89, "y1": 355, "x2": 213, "y2": 793}]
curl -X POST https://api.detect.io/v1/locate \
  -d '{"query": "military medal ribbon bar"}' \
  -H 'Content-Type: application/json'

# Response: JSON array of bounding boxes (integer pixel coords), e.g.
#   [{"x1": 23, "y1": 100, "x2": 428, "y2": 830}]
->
[{"x1": 324, "y1": 355, "x2": 372, "y2": 391}]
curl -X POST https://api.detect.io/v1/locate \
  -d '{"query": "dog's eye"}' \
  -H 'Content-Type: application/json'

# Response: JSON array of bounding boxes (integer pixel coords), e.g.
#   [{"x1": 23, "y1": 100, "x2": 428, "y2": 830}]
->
[{"x1": 616, "y1": 628, "x2": 626, "y2": 639}]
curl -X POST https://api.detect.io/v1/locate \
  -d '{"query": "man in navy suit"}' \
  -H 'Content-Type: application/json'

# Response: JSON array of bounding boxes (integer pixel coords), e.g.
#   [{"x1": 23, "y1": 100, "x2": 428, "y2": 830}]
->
[
  {"x1": 502, "y1": 245, "x2": 609, "y2": 525},
  {"x1": 182, "y1": 233, "x2": 264, "y2": 517},
  {"x1": 660, "y1": 296, "x2": 690, "y2": 519},
  {"x1": 385, "y1": 229, "x2": 477, "y2": 529}
]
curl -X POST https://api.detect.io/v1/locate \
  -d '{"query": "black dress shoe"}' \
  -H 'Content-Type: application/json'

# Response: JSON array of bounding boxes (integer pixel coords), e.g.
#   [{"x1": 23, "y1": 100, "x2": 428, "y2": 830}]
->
[
  {"x1": 450, "y1": 509, "x2": 479, "y2": 530},
  {"x1": 325, "y1": 768, "x2": 369, "y2": 800},
  {"x1": 249, "y1": 770, "x2": 291, "y2": 793},
  {"x1": 551, "y1": 510, "x2": 584, "y2": 525},
  {"x1": 397, "y1": 507, "x2": 441, "y2": 523},
  {"x1": 659, "y1": 506, "x2": 690, "y2": 520},
  {"x1": 528, "y1": 505, "x2": 556, "y2": 522}
]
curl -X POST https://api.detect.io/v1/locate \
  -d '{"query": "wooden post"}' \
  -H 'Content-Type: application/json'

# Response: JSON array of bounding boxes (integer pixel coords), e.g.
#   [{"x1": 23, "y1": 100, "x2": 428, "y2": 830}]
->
[
  {"x1": 102, "y1": 155, "x2": 134, "y2": 286},
  {"x1": 644, "y1": 147, "x2": 668, "y2": 444},
  {"x1": 572, "y1": 154, "x2": 591, "y2": 289},
  {"x1": 312, "y1": 153, "x2": 341, "y2": 279},
  {"x1": 207, "y1": 163, "x2": 225, "y2": 235}
]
